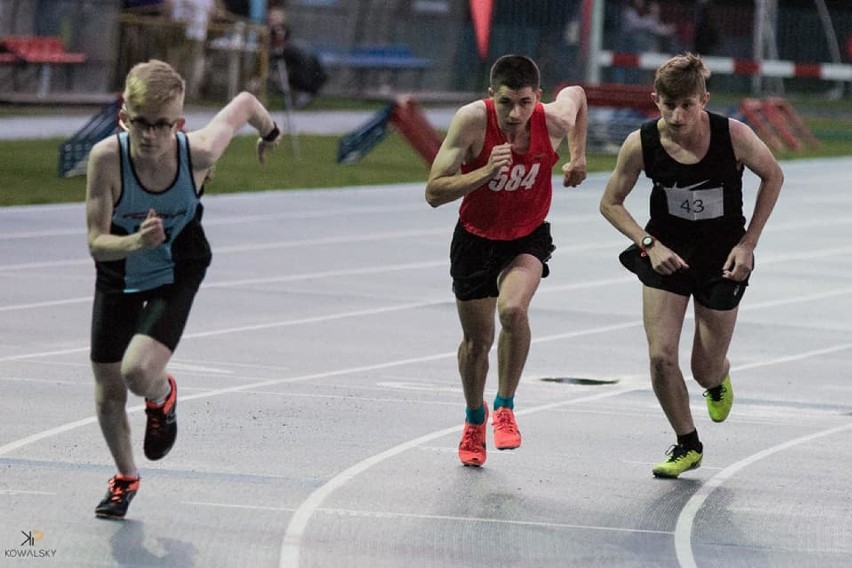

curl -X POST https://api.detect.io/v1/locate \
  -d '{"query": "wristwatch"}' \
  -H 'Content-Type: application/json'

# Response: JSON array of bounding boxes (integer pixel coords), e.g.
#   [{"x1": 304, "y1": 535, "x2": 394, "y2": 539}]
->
[{"x1": 640, "y1": 235, "x2": 655, "y2": 253}]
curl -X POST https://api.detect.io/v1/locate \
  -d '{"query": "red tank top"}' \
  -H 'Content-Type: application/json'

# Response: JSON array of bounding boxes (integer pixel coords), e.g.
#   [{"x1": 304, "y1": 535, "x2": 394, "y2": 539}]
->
[{"x1": 458, "y1": 98, "x2": 558, "y2": 240}]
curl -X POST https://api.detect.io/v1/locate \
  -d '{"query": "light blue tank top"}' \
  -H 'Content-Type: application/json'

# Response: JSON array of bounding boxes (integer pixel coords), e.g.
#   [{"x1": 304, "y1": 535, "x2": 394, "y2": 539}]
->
[{"x1": 112, "y1": 131, "x2": 200, "y2": 292}]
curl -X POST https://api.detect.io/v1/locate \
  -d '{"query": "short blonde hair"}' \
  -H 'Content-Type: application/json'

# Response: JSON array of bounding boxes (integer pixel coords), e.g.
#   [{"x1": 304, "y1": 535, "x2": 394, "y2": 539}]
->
[
  {"x1": 123, "y1": 59, "x2": 185, "y2": 109},
  {"x1": 654, "y1": 52, "x2": 710, "y2": 100}
]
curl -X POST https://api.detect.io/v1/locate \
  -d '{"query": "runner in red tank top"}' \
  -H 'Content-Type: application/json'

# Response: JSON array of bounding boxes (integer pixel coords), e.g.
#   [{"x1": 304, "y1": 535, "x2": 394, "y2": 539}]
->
[
  {"x1": 458, "y1": 98, "x2": 557, "y2": 241},
  {"x1": 425, "y1": 54, "x2": 588, "y2": 467}
]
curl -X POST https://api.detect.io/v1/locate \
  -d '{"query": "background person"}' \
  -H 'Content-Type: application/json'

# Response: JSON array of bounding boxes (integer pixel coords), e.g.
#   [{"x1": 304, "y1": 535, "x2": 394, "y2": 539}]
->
[
  {"x1": 267, "y1": 5, "x2": 327, "y2": 108},
  {"x1": 167, "y1": 0, "x2": 217, "y2": 99},
  {"x1": 617, "y1": 0, "x2": 676, "y2": 83}
]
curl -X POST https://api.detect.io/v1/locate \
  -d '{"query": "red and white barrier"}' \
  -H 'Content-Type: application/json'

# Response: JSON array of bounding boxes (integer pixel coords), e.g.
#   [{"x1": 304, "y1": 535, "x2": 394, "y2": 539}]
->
[{"x1": 598, "y1": 51, "x2": 852, "y2": 81}]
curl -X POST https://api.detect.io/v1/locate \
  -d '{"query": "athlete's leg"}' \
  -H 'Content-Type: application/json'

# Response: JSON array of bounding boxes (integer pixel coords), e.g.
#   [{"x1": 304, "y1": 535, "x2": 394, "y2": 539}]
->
[
  {"x1": 121, "y1": 335, "x2": 173, "y2": 401},
  {"x1": 643, "y1": 285, "x2": 692, "y2": 435},
  {"x1": 120, "y1": 282, "x2": 199, "y2": 401},
  {"x1": 494, "y1": 253, "x2": 542, "y2": 399},
  {"x1": 456, "y1": 297, "x2": 497, "y2": 410},
  {"x1": 690, "y1": 303, "x2": 739, "y2": 389},
  {"x1": 93, "y1": 361, "x2": 137, "y2": 476}
]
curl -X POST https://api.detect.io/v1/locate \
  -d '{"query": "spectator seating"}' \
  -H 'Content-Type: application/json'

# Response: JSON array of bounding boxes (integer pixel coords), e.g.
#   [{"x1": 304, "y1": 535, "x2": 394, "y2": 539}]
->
[
  {"x1": 0, "y1": 36, "x2": 87, "y2": 98},
  {"x1": 315, "y1": 44, "x2": 432, "y2": 94}
]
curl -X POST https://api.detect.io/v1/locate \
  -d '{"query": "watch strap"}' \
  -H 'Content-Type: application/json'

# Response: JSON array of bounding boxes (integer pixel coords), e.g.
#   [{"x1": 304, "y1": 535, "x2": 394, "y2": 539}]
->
[{"x1": 261, "y1": 122, "x2": 280, "y2": 142}]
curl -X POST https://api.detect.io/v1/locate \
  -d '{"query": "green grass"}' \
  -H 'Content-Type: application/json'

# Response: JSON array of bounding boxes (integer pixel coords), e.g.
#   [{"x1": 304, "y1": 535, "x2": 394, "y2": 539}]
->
[
  {"x1": 0, "y1": 131, "x2": 617, "y2": 207},
  {"x1": 1, "y1": 108, "x2": 850, "y2": 207},
  {"x1": 1, "y1": 132, "x2": 425, "y2": 206}
]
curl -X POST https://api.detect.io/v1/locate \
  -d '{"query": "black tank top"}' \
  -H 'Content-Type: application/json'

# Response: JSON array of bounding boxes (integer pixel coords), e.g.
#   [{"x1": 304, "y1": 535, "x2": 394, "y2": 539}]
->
[{"x1": 640, "y1": 111, "x2": 745, "y2": 242}]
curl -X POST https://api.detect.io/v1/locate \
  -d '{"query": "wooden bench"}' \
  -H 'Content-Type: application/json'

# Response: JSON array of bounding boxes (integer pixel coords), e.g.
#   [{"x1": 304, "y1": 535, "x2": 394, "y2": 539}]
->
[
  {"x1": 0, "y1": 36, "x2": 87, "y2": 98},
  {"x1": 316, "y1": 44, "x2": 432, "y2": 94}
]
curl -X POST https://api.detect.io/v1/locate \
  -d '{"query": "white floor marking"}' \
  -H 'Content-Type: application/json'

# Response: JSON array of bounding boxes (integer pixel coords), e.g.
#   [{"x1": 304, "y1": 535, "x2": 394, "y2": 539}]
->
[
  {"x1": 186, "y1": 501, "x2": 673, "y2": 536},
  {"x1": 278, "y1": 385, "x2": 642, "y2": 568},
  {"x1": 0, "y1": 317, "x2": 649, "y2": 458},
  {"x1": 214, "y1": 228, "x2": 446, "y2": 253},
  {"x1": 0, "y1": 297, "x2": 92, "y2": 312},
  {"x1": 277, "y1": 340, "x2": 852, "y2": 568},
  {"x1": 674, "y1": 422, "x2": 852, "y2": 568}
]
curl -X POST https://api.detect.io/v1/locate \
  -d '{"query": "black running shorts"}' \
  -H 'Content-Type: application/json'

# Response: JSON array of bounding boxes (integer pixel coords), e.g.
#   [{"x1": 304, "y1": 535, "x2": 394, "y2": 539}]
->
[
  {"x1": 90, "y1": 280, "x2": 202, "y2": 363},
  {"x1": 450, "y1": 221, "x2": 555, "y2": 301},
  {"x1": 619, "y1": 243, "x2": 749, "y2": 311}
]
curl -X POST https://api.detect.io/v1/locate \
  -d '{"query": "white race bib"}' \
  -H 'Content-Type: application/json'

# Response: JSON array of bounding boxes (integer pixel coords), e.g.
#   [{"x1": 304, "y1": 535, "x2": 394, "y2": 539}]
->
[{"x1": 664, "y1": 185, "x2": 724, "y2": 221}]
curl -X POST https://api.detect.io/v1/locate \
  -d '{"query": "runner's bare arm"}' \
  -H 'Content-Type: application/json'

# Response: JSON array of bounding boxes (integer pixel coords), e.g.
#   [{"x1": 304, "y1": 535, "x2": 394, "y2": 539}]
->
[
  {"x1": 547, "y1": 85, "x2": 588, "y2": 187},
  {"x1": 722, "y1": 118, "x2": 784, "y2": 280},
  {"x1": 85, "y1": 139, "x2": 165, "y2": 262},
  {"x1": 599, "y1": 131, "x2": 646, "y2": 243},
  {"x1": 600, "y1": 130, "x2": 688, "y2": 273},
  {"x1": 425, "y1": 102, "x2": 509, "y2": 208},
  {"x1": 729, "y1": 118, "x2": 784, "y2": 250},
  {"x1": 187, "y1": 91, "x2": 280, "y2": 174}
]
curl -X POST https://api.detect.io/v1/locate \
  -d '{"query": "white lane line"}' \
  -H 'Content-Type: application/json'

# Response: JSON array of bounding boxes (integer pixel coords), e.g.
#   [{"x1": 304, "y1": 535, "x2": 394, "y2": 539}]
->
[
  {"x1": 202, "y1": 261, "x2": 446, "y2": 289},
  {"x1": 0, "y1": 415, "x2": 103, "y2": 457},
  {"x1": 0, "y1": 297, "x2": 91, "y2": 312},
  {"x1": 0, "y1": 318, "x2": 645, "y2": 457},
  {"x1": 0, "y1": 268, "x2": 847, "y2": 368},
  {"x1": 674, "y1": 342, "x2": 852, "y2": 568},
  {"x1": 327, "y1": 507, "x2": 673, "y2": 536},
  {"x1": 277, "y1": 340, "x2": 852, "y2": 568},
  {"x1": 674, "y1": 422, "x2": 852, "y2": 568},
  {"x1": 214, "y1": 228, "x2": 445, "y2": 253},
  {"x1": 2, "y1": 208, "x2": 851, "y2": 241},
  {"x1": 3, "y1": 239, "x2": 851, "y2": 312},
  {"x1": 0, "y1": 350, "x2": 456, "y2": 457},
  {"x1": 0, "y1": 259, "x2": 90, "y2": 271},
  {"x1": 185, "y1": 501, "x2": 673, "y2": 536},
  {"x1": 0, "y1": 229, "x2": 84, "y2": 239},
  {"x1": 0, "y1": 276, "x2": 631, "y2": 359},
  {"x1": 0, "y1": 300, "x2": 444, "y2": 362},
  {"x1": 5, "y1": 217, "x2": 852, "y2": 272},
  {"x1": 0, "y1": 203, "x2": 428, "y2": 240},
  {"x1": 278, "y1": 386, "x2": 643, "y2": 568}
]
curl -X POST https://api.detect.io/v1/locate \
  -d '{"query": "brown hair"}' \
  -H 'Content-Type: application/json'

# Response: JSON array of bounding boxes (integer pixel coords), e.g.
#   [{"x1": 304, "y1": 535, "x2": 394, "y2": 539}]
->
[
  {"x1": 123, "y1": 59, "x2": 185, "y2": 109},
  {"x1": 654, "y1": 52, "x2": 710, "y2": 99},
  {"x1": 490, "y1": 54, "x2": 540, "y2": 91}
]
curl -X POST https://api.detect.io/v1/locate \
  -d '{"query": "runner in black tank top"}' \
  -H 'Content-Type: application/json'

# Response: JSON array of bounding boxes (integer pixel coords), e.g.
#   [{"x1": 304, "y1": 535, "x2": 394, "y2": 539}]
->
[
  {"x1": 623, "y1": 110, "x2": 749, "y2": 310},
  {"x1": 599, "y1": 53, "x2": 783, "y2": 479}
]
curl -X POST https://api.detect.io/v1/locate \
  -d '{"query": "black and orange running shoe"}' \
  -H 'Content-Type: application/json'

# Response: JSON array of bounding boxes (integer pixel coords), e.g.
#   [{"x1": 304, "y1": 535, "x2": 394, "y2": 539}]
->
[
  {"x1": 95, "y1": 474, "x2": 140, "y2": 519},
  {"x1": 144, "y1": 374, "x2": 177, "y2": 461}
]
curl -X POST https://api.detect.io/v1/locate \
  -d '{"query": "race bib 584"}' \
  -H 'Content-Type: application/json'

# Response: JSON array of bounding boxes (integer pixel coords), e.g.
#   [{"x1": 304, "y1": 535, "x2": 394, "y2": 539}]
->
[{"x1": 489, "y1": 163, "x2": 541, "y2": 192}]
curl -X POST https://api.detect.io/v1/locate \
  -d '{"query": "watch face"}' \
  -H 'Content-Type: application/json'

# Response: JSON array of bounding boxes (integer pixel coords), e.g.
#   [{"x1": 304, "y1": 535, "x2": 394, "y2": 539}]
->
[{"x1": 642, "y1": 236, "x2": 654, "y2": 247}]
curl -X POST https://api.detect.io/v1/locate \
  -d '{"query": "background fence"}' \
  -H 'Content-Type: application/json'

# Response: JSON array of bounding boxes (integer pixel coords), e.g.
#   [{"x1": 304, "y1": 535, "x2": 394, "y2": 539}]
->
[{"x1": 0, "y1": 0, "x2": 851, "y2": 102}]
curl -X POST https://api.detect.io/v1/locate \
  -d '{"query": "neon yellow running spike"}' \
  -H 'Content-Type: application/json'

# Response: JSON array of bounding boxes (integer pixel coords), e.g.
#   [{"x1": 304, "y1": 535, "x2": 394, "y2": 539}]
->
[
  {"x1": 652, "y1": 445, "x2": 703, "y2": 478},
  {"x1": 704, "y1": 375, "x2": 733, "y2": 423}
]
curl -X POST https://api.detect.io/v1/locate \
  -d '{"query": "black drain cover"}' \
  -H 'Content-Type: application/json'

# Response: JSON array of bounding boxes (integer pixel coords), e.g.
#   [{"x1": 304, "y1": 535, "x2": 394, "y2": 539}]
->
[{"x1": 538, "y1": 377, "x2": 619, "y2": 385}]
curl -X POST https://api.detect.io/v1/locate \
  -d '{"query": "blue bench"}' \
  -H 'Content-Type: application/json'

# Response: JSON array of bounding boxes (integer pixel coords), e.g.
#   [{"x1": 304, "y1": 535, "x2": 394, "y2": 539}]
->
[{"x1": 316, "y1": 44, "x2": 432, "y2": 94}]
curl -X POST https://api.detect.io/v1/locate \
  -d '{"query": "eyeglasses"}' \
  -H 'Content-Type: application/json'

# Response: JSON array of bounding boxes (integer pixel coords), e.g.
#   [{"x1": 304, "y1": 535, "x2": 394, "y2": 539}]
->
[{"x1": 122, "y1": 108, "x2": 179, "y2": 134}]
